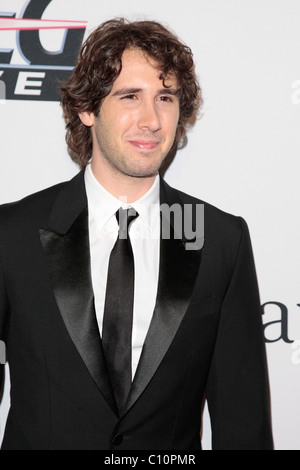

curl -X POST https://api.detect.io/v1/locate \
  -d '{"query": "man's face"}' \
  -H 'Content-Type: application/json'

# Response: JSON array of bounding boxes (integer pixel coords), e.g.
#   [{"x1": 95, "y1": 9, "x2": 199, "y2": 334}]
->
[{"x1": 80, "y1": 48, "x2": 180, "y2": 179}]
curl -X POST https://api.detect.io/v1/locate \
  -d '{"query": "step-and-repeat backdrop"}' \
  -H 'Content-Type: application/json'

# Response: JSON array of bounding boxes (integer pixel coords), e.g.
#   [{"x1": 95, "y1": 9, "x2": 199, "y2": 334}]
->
[{"x1": 0, "y1": 0, "x2": 299, "y2": 450}]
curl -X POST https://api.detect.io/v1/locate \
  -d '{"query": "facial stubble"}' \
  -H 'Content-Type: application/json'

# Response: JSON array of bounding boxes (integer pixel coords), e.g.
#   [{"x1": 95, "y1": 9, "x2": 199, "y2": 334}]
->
[{"x1": 93, "y1": 119, "x2": 175, "y2": 179}]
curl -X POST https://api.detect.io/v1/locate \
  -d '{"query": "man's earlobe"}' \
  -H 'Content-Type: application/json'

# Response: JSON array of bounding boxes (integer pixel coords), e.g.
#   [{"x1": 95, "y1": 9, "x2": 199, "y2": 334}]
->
[{"x1": 78, "y1": 111, "x2": 95, "y2": 127}]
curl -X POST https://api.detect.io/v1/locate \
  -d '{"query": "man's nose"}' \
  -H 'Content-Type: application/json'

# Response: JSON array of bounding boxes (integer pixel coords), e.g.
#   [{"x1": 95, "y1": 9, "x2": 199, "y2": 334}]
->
[{"x1": 137, "y1": 100, "x2": 162, "y2": 133}]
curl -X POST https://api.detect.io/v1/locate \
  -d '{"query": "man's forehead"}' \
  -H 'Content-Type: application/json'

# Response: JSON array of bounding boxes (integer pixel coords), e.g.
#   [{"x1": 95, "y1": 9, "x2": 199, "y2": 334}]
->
[{"x1": 121, "y1": 47, "x2": 158, "y2": 65}]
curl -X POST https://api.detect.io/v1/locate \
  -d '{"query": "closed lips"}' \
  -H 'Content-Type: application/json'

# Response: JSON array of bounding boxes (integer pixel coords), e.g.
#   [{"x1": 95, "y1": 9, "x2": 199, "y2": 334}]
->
[{"x1": 129, "y1": 141, "x2": 160, "y2": 149}]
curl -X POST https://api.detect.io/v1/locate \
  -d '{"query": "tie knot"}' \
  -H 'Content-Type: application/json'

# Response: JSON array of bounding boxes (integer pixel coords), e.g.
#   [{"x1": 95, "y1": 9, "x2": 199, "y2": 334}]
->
[{"x1": 116, "y1": 208, "x2": 139, "y2": 239}]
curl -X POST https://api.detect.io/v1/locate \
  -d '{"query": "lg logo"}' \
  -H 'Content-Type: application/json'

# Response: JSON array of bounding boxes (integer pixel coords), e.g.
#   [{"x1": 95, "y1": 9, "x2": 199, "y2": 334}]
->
[{"x1": 0, "y1": 0, "x2": 87, "y2": 101}]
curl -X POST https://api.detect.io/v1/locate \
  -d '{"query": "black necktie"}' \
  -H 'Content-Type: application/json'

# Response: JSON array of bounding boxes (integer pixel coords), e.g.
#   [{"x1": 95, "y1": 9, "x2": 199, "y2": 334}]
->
[{"x1": 102, "y1": 207, "x2": 139, "y2": 414}]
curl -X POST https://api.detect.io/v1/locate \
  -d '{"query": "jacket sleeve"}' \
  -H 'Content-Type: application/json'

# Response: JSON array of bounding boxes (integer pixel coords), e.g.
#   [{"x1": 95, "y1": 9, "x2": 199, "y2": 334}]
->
[
  {"x1": 0, "y1": 250, "x2": 9, "y2": 391},
  {"x1": 206, "y1": 217, "x2": 274, "y2": 450}
]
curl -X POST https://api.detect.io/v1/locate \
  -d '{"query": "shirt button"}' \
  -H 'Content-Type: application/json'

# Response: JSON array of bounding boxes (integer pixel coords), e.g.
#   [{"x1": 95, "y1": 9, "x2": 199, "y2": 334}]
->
[{"x1": 112, "y1": 434, "x2": 123, "y2": 446}]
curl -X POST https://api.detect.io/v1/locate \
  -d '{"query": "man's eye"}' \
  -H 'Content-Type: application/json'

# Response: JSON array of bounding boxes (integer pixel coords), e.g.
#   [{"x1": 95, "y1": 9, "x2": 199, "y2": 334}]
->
[
  {"x1": 122, "y1": 94, "x2": 137, "y2": 100},
  {"x1": 159, "y1": 96, "x2": 173, "y2": 103}
]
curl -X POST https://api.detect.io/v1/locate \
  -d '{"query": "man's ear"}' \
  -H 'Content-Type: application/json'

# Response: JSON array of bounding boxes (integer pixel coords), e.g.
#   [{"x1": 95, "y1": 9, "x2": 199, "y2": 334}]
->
[{"x1": 78, "y1": 111, "x2": 95, "y2": 127}]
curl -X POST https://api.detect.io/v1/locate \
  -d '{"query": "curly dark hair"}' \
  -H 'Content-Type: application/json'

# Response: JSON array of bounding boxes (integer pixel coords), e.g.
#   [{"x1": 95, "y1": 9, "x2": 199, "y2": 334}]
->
[{"x1": 60, "y1": 18, "x2": 202, "y2": 168}]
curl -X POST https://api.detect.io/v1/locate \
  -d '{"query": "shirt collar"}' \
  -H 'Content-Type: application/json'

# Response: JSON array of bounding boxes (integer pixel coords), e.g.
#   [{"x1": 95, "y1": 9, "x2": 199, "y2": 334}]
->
[{"x1": 84, "y1": 164, "x2": 160, "y2": 232}]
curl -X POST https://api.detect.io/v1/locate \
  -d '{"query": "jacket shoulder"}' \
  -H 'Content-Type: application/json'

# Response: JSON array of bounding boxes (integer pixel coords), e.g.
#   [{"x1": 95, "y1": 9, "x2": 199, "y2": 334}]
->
[
  {"x1": 0, "y1": 180, "x2": 68, "y2": 229},
  {"x1": 166, "y1": 182, "x2": 251, "y2": 279},
  {"x1": 163, "y1": 179, "x2": 245, "y2": 236}
]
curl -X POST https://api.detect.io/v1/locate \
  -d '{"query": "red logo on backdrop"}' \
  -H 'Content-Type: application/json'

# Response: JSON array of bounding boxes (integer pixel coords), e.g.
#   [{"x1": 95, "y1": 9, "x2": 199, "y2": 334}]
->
[{"x1": 0, "y1": 0, "x2": 87, "y2": 101}]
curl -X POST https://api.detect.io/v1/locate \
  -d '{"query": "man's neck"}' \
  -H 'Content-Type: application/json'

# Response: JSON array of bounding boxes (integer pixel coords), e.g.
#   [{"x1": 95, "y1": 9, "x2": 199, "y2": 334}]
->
[{"x1": 90, "y1": 159, "x2": 157, "y2": 204}]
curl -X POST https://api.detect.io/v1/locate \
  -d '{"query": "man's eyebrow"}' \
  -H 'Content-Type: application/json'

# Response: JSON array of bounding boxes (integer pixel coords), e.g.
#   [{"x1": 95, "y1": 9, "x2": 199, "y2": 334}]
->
[
  {"x1": 112, "y1": 88, "x2": 142, "y2": 97},
  {"x1": 112, "y1": 87, "x2": 180, "y2": 97}
]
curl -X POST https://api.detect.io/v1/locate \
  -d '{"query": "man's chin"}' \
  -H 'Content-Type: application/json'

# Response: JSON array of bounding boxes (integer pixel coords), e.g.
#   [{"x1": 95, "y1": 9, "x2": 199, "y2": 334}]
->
[
  {"x1": 121, "y1": 170, "x2": 159, "y2": 180},
  {"x1": 121, "y1": 159, "x2": 165, "y2": 179}
]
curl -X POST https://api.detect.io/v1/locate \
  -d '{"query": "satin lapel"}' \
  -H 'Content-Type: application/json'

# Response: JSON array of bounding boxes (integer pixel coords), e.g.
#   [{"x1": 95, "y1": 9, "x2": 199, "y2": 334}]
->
[
  {"x1": 39, "y1": 172, "x2": 118, "y2": 416},
  {"x1": 123, "y1": 178, "x2": 203, "y2": 415}
]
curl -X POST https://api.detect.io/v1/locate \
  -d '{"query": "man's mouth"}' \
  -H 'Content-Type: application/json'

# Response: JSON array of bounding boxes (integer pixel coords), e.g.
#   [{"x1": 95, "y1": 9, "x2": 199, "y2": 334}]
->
[{"x1": 128, "y1": 140, "x2": 160, "y2": 150}]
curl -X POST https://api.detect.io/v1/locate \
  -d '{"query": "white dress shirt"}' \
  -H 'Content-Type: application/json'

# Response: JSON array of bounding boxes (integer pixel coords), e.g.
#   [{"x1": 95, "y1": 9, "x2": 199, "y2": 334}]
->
[{"x1": 84, "y1": 164, "x2": 160, "y2": 378}]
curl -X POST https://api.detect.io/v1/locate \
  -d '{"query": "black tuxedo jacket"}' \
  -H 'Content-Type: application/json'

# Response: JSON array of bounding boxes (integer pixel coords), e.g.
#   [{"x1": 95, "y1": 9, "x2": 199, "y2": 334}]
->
[{"x1": 0, "y1": 171, "x2": 273, "y2": 450}]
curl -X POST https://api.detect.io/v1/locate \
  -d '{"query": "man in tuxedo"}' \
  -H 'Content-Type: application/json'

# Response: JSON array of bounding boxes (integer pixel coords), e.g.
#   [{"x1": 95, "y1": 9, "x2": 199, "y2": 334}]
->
[{"x1": 0, "y1": 18, "x2": 273, "y2": 450}]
